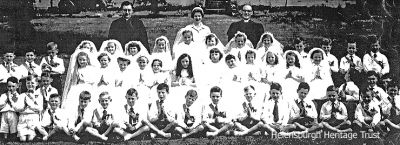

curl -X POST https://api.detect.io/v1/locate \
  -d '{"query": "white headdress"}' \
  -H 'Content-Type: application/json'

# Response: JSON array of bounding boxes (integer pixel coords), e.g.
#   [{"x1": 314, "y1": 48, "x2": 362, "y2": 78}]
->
[
  {"x1": 224, "y1": 31, "x2": 254, "y2": 54},
  {"x1": 307, "y1": 47, "x2": 329, "y2": 67},
  {"x1": 124, "y1": 41, "x2": 150, "y2": 66},
  {"x1": 98, "y1": 39, "x2": 124, "y2": 57},
  {"x1": 173, "y1": 27, "x2": 195, "y2": 50},
  {"x1": 151, "y1": 36, "x2": 173, "y2": 71},
  {"x1": 256, "y1": 32, "x2": 283, "y2": 56}
]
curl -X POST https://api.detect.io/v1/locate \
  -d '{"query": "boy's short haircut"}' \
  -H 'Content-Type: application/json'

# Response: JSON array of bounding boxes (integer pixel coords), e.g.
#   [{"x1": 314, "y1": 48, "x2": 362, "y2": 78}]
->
[
  {"x1": 26, "y1": 75, "x2": 38, "y2": 83},
  {"x1": 245, "y1": 50, "x2": 256, "y2": 59},
  {"x1": 41, "y1": 71, "x2": 52, "y2": 78},
  {"x1": 79, "y1": 91, "x2": 91, "y2": 100},
  {"x1": 297, "y1": 82, "x2": 310, "y2": 92},
  {"x1": 293, "y1": 37, "x2": 304, "y2": 44},
  {"x1": 151, "y1": 59, "x2": 163, "y2": 68},
  {"x1": 321, "y1": 38, "x2": 332, "y2": 46},
  {"x1": 368, "y1": 34, "x2": 379, "y2": 44},
  {"x1": 97, "y1": 52, "x2": 111, "y2": 62},
  {"x1": 49, "y1": 93, "x2": 61, "y2": 100},
  {"x1": 26, "y1": 48, "x2": 36, "y2": 54},
  {"x1": 7, "y1": 76, "x2": 19, "y2": 84},
  {"x1": 270, "y1": 83, "x2": 282, "y2": 92},
  {"x1": 346, "y1": 37, "x2": 356, "y2": 44},
  {"x1": 157, "y1": 83, "x2": 169, "y2": 93},
  {"x1": 99, "y1": 91, "x2": 111, "y2": 99},
  {"x1": 210, "y1": 86, "x2": 222, "y2": 95},
  {"x1": 366, "y1": 71, "x2": 378, "y2": 78},
  {"x1": 185, "y1": 89, "x2": 198, "y2": 98},
  {"x1": 387, "y1": 81, "x2": 399, "y2": 90},
  {"x1": 225, "y1": 54, "x2": 236, "y2": 61},
  {"x1": 46, "y1": 42, "x2": 58, "y2": 50},
  {"x1": 244, "y1": 85, "x2": 255, "y2": 92},
  {"x1": 136, "y1": 56, "x2": 149, "y2": 63},
  {"x1": 126, "y1": 88, "x2": 138, "y2": 98},
  {"x1": 326, "y1": 85, "x2": 338, "y2": 93},
  {"x1": 117, "y1": 57, "x2": 131, "y2": 65}
]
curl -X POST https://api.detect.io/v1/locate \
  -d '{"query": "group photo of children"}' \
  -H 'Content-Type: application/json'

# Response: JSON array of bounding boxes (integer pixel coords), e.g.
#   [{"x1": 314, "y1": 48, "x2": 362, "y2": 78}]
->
[{"x1": 1, "y1": 1, "x2": 399, "y2": 144}]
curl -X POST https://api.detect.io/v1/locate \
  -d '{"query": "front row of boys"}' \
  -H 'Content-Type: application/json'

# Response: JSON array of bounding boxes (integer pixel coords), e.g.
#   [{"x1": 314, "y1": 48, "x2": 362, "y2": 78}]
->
[{"x1": 2, "y1": 75, "x2": 400, "y2": 142}]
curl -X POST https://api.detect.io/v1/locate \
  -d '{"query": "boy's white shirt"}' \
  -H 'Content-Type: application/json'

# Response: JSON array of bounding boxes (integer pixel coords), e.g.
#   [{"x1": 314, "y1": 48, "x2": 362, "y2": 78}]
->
[
  {"x1": 0, "y1": 92, "x2": 24, "y2": 112},
  {"x1": 339, "y1": 54, "x2": 363, "y2": 72},
  {"x1": 363, "y1": 52, "x2": 389, "y2": 75},
  {"x1": 381, "y1": 95, "x2": 400, "y2": 116},
  {"x1": 326, "y1": 53, "x2": 339, "y2": 73},
  {"x1": 147, "y1": 99, "x2": 175, "y2": 122},
  {"x1": 40, "y1": 56, "x2": 65, "y2": 74},
  {"x1": 67, "y1": 104, "x2": 95, "y2": 129},
  {"x1": 91, "y1": 106, "x2": 116, "y2": 124},
  {"x1": 338, "y1": 81, "x2": 360, "y2": 101},
  {"x1": 20, "y1": 61, "x2": 42, "y2": 78},
  {"x1": 355, "y1": 101, "x2": 381, "y2": 125},
  {"x1": 261, "y1": 98, "x2": 290, "y2": 125},
  {"x1": 36, "y1": 85, "x2": 58, "y2": 102},
  {"x1": 119, "y1": 103, "x2": 148, "y2": 129},
  {"x1": 235, "y1": 99, "x2": 263, "y2": 121},
  {"x1": 368, "y1": 85, "x2": 390, "y2": 106},
  {"x1": 289, "y1": 98, "x2": 318, "y2": 120},
  {"x1": 0, "y1": 62, "x2": 24, "y2": 83},
  {"x1": 203, "y1": 101, "x2": 233, "y2": 124},
  {"x1": 42, "y1": 107, "x2": 67, "y2": 127},
  {"x1": 19, "y1": 91, "x2": 44, "y2": 114},
  {"x1": 175, "y1": 102, "x2": 203, "y2": 128},
  {"x1": 319, "y1": 100, "x2": 348, "y2": 121}
]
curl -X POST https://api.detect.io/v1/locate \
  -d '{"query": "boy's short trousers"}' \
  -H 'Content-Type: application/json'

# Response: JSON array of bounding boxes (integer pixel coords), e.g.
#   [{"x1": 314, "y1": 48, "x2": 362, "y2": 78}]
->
[
  {"x1": 17, "y1": 113, "x2": 40, "y2": 137},
  {"x1": 0, "y1": 111, "x2": 18, "y2": 133},
  {"x1": 95, "y1": 123, "x2": 110, "y2": 134},
  {"x1": 238, "y1": 117, "x2": 260, "y2": 129},
  {"x1": 389, "y1": 115, "x2": 400, "y2": 124},
  {"x1": 152, "y1": 119, "x2": 171, "y2": 130},
  {"x1": 291, "y1": 117, "x2": 317, "y2": 128},
  {"x1": 324, "y1": 118, "x2": 346, "y2": 127}
]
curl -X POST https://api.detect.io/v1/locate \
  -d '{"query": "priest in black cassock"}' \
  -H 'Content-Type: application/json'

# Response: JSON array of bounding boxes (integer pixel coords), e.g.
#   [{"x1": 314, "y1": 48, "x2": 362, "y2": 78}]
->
[
  {"x1": 227, "y1": 5, "x2": 264, "y2": 47},
  {"x1": 108, "y1": 1, "x2": 150, "y2": 53}
]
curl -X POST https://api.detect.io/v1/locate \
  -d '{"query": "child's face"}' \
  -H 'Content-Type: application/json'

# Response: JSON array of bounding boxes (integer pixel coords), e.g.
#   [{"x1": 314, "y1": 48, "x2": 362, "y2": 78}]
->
[
  {"x1": 157, "y1": 89, "x2": 168, "y2": 101},
  {"x1": 326, "y1": 90, "x2": 338, "y2": 102},
  {"x1": 322, "y1": 45, "x2": 331, "y2": 54},
  {"x1": 347, "y1": 43, "x2": 357, "y2": 55},
  {"x1": 183, "y1": 32, "x2": 193, "y2": 44},
  {"x1": 297, "y1": 88, "x2": 309, "y2": 100},
  {"x1": 363, "y1": 91, "x2": 373, "y2": 103},
  {"x1": 26, "y1": 80, "x2": 37, "y2": 91},
  {"x1": 41, "y1": 76, "x2": 52, "y2": 87},
  {"x1": 367, "y1": 75, "x2": 377, "y2": 86},
  {"x1": 269, "y1": 89, "x2": 281, "y2": 100},
  {"x1": 371, "y1": 42, "x2": 380, "y2": 53},
  {"x1": 244, "y1": 89, "x2": 256, "y2": 102},
  {"x1": 266, "y1": 52, "x2": 275, "y2": 64},
  {"x1": 99, "y1": 56, "x2": 110, "y2": 68},
  {"x1": 138, "y1": 59, "x2": 148, "y2": 70},
  {"x1": 210, "y1": 92, "x2": 222, "y2": 105},
  {"x1": 388, "y1": 86, "x2": 399, "y2": 97},
  {"x1": 156, "y1": 40, "x2": 166, "y2": 51},
  {"x1": 286, "y1": 55, "x2": 295, "y2": 66},
  {"x1": 128, "y1": 46, "x2": 139, "y2": 56},
  {"x1": 206, "y1": 37, "x2": 217, "y2": 47},
  {"x1": 181, "y1": 57, "x2": 190, "y2": 68},
  {"x1": 235, "y1": 36, "x2": 245, "y2": 48},
  {"x1": 262, "y1": 36, "x2": 272, "y2": 46},
  {"x1": 4, "y1": 53, "x2": 15, "y2": 63},
  {"x1": 48, "y1": 49, "x2": 58, "y2": 58},
  {"x1": 78, "y1": 55, "x2": 89, "y2": 68},
  {"x1": 99, "y1": 95, "x2": 111, "y2": 109},
  {"x1": 49, "y1": 97, "x2": 60, "y2": 110},
  {"x1": 246, "y1": 53, "x2": 255, "y2": 64},
  {"x1": 118, "y1": 60, "x2": 129, "y2": 71},
  {"x1": 152, "y1": 61, "x2": 162, "y2": 73},
  {"x1": 295, "y1": 42, "x2": 304, "y2": 52},
  {"x1": 185, "y1": 95, "x2": 198, "y2": 107},
  {"x1": 126, "y1": 94, "x2": 138, "y2": 106},
  {"x1": 226, "y1": 58, "x2": 236, "y2": 69},
  {"x1": 106, "y1": 42, "x2": 116, "y2": 55},
  {"x1": 79, "y1": 98, "x2": 91, "y2": 109},
  {"x1": 25, "y1": 52, "x2": 36, "y2": 63},
  {"x1": 7, "y1": 81, "x2": 18, "y2": 93},
  {"x1": 210, "y1": 52, "x2": 220, "y2": 63},
  {"x1": 312, "y1": 52, "x2": 323, "y2": 65}
]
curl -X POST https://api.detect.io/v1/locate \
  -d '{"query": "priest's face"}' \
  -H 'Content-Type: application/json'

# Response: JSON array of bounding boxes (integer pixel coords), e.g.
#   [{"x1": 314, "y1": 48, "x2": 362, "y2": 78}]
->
[
  {"x1": 122, "y1": 5, "x2": 133, "y2": 19},
  {"x1": 241, "y1": 5, "x2": 253, "y2": 20}
]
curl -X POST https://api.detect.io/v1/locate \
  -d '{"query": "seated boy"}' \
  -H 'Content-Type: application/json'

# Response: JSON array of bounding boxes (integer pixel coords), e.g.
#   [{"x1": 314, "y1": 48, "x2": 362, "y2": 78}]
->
[
  {"x1": 67, "y1": 91, "x2": 94, "y2": 141},
  {"x1": 114, "y1": 88, "x2": 150, "y2": 141},
  {"x1": 233, "y1": 85, "x2": 264, "y2": 136},
  {"x1": 365, "y1": 71, "x2": 390, "y2": 105},
  {"x1": 86, "y1": 91, "x2": 119, "y2": 141},
  {"x1": 40, "y1": 42, "x2": 65, "y2": 74},
  {"x1": 17, "y1": 75, "x2": 44, "y2": 141},
  {"x1": 174, "y1": 89, "x2": 204, "y2": 138},
  {"x1": 320, "y1": 85, "x2": 352, "y2": 132},
  {"x1": 378, "y1": 82, "x2": 400, "y2": 134},
  {"x1": 203, "y1": 86, "x2": 234, "y2": 137},
  {"x1": 0, "y1": 77, "x2": 24, "y2": 140},
  {"x1": 363, "y1": 35, "x2": 389, "y2": 77},
  {"x1": 288, "y1": 82, "x2": 321, "y2": 133},
  {"x1": 143, "y1": 83, "x2": 175, "y2": 138},
  {"x1": 352, "y1": 89, "x2": 382, "y2": 132},
  {"x1": 40, "y1": 94, "x2": 69, "y2": 141}
]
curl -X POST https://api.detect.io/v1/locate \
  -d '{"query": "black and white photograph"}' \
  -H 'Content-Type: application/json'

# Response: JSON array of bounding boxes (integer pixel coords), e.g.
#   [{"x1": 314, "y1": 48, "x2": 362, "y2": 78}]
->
[{"x1": 0, "y1": 0, "x2": 400, "y2": 144}]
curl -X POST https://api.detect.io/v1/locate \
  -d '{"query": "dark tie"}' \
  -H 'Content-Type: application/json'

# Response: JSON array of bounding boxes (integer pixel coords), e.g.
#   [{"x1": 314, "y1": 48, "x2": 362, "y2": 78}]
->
[
  {"x1": 159, "y1": 100, "x2": 166, "y2": 119},
  {"x1": 350, "y1": 55, "x2": 354, "y2": 62},
  {"x1": 102, "y1": 110, "x2": 108, "y2": 120},
  {"x1": 49, "y1": 109, "x2": 55, "y2": 126},
  {"x1": 331, "y1": 102, "x2": 337, "y2": 118},
  {"x1": 390, "y1": 98, "x2": 397, "y2": 117},
  {"x1": 129, "y1": 107, "x2": 135, "y2": 125},
  {"x1": 273, "y1": 100, "x2": 279, "y2": 122},
  {"x1": 184, "y1": 105, "x2": 191, "y2": 125},
  {"x1": 76, "y1": 108, "x2": 84, "y2": 125},
  {"x1": 299, "y1": 100, "x2": 305, "y2": 117},
  {"x1": 6, "y1": 63, "x2": 11, "y2": 73},
  {"x1": 373, "y1": 54, "x2": 377, "y2": 58}
]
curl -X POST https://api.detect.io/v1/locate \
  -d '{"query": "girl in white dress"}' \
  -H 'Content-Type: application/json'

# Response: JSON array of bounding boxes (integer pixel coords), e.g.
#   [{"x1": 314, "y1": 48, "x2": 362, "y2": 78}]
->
[
  {"x1": 96, "y1": 53, "x2": 116, "y2": 88},
  {"x1": 200, "y1": 33, "x2": 225, "y2": 64},
  {"x1": 305, "y1": 48, "x2": 333, "y2": 101},
  {"x1": 199, "y1": 47, "x2": 225, "y2": 87},
  {"x1": 98, "y1": 39, "x2": 124, "y2": 69},
  {"x1": 281, "y1": 50, "x2": 306, "y2": 100},
  {"x1": 256, "y1": 32, "x2": 284, "y2": 57},
  {"x1": 241, "y1": 49, "x2": 262, "y2": 83},
  {"x1": 173, "y1": 28, "x2": 201, "y2": 66},
  {"x1": 151, "y1": 36, "x2": 173, "y2": 71},
  {"x1": 224, "y1": 31, "x2": 254, "y2": 65},
  {"x1": 260, "y1": 50, "x2": 285, "y2": 85},
  {"x1": 171, "y1": 53, "x2": 196, "y2": 88},
  {"x1": 124, "y1": 41, "x2": 150, "y2": 69},
  {"x1": 148, "y1": 59, "x2": 172, "y2": 102}
]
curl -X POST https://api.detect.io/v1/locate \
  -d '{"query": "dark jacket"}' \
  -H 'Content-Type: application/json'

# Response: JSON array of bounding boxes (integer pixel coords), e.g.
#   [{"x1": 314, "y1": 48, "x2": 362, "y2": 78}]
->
[{"x1": 227, "y1": 20, "x2": 264, "y2": 47}]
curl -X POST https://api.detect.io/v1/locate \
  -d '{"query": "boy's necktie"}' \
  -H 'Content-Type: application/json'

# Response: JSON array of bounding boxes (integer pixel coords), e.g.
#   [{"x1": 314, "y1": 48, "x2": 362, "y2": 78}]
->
[
  {"x1": 49, "y1": 109, "x2": 55, "y2": 127},
  {"x1": 331, "y1": 102, "x2": 336, "y2": 118},
  {"x1": 102, "y1": 110, "x2": 108, "y2": 120},
  {"x1": 390, "y1": 98, "x2": 397, "y2": 117},
  {"x1": 273, "y1": 100, "x2": 279, "y2": 122},
  {"x1": 76, "y1": 108, "x2": 84, "y2": 125},
  {"x1": 129, "y1": 107, "x2": 135, "y2": 125}
]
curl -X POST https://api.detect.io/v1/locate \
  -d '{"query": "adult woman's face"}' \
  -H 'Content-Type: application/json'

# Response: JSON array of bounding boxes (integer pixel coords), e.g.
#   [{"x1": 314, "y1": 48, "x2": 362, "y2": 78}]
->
[{"x1": 193, "y1": 12, "x2": 202, "y2": 22}]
